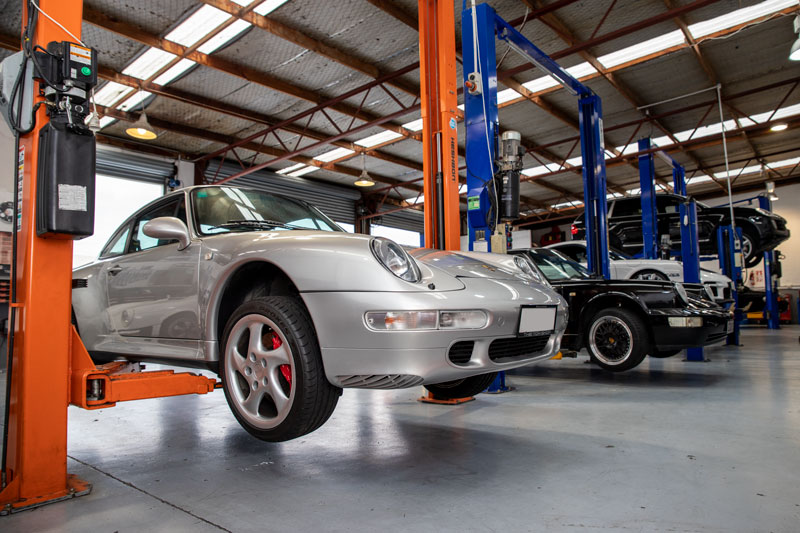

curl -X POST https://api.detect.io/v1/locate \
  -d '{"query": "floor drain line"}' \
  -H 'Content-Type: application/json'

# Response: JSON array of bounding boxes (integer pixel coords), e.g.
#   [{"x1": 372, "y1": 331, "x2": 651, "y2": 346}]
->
[{"x1": 67, "y1": 455, "x2": 232, "y2": 533}]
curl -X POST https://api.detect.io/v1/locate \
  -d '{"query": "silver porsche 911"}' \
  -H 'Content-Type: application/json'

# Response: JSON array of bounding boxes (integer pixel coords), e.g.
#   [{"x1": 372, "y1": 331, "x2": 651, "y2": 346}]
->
[{"x1": 72, "y1": 185, "x2": 567, "y2": 441}]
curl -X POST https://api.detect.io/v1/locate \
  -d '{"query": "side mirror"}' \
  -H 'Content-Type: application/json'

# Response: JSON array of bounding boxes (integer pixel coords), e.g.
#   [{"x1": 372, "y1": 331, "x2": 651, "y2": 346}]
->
[{"x1": 143, "y1": 217, "x2": 191, "y2": 251}]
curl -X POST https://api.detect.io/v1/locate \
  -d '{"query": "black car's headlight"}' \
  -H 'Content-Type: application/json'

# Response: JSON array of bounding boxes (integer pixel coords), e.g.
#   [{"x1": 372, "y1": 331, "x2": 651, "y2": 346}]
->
[
  {"x1": 675, "y1": 283, "x2": 689, "y2": 305},
  {"x1": 371, "y1": 237, "x2": 421, "y2": 282}
]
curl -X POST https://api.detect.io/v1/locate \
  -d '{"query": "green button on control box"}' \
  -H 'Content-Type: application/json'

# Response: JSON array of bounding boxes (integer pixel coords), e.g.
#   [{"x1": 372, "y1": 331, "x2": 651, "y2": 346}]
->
[
  {"x1": 81, "y1": 66, "x2": 92, "y2": 76},
  {"x1": 468, "y1": 196, "x2": 480, "y2": 210}
]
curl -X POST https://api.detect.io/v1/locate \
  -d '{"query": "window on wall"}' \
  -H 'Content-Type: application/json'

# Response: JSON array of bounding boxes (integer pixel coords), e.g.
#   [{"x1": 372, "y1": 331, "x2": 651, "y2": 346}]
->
[
  {"x1": 370, "y1": 224, "x2": 422, "y2": 247},
  {"x1": 73, "y1": 175, "x2": 164, "y2": 267}
]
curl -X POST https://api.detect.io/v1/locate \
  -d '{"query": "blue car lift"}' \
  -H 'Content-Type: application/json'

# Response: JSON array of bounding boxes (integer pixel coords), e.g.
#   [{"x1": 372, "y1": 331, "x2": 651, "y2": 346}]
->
[
  {"x1": 462, "y1": 2, "x2": 610, "y2": 278},
  {"x1": 721, "y1": 195, "x2": 780, "y2": 330},
  {"x1": 462, "y1": 3, "x2": 610, "y2": 392},
  {"x1": 637, "y1": 138, "x2": 707, "y2": 361}
]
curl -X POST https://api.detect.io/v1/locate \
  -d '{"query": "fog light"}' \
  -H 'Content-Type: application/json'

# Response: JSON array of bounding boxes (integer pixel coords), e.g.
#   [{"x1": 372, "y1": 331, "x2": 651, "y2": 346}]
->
[
  {"x1": 365, "y1": 311, "x2": 437, "y2": 331},
  {"x1": 668, "y1": 317, "x2": 703, "y2": 328},
  {"x1": 439, "y1": 310, "x2": 488, "y2": 329}
]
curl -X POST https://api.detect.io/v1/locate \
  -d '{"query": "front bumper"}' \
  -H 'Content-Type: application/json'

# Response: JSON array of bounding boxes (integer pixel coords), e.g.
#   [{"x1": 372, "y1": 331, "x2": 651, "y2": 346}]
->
[
  {"x1": 648, "y1": 307, "x2": 733, "y2": 350},
  {"x1": 301, "y1": 277, "x2": 568, "y2": 388}
]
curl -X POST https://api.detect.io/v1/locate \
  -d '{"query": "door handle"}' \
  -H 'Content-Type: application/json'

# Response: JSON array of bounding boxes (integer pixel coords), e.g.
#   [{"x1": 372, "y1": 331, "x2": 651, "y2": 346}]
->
[{"x1": 108, "y1": 265, "x2": 123, "y2": 276}]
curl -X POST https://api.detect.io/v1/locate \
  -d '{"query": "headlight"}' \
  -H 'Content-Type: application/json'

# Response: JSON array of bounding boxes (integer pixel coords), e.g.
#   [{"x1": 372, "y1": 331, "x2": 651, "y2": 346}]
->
[
  {"x1": 703, "y1": 284, "x2": 715, "y2": 301},
  {"x1": 513, "y1": 255, "x2": 543, "y2": 283},
  {"x1": 668, "y1": 317, "x2": 703, "y2": 327},
  {"x1": 674, "y1": 283, "x2": 689, "y2": 305},
  {"x1": 370, "y1": 237, "x2": 421, "y2": 282},
  {"x1": 365, "y1": 310, "x2": 488, "y2": 331}
]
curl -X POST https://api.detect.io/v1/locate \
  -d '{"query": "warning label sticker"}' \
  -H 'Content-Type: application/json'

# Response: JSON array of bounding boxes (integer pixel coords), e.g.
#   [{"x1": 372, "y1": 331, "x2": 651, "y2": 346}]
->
[
  {"x1": 69, "y1": 44, "x2": 92, "y2": 65},
  {"x1": 58, "y1": 184, "x2": 88, "y2": 212},
  {"x1": 17, "y1": 146, "x2": 24, "y2": 230}
]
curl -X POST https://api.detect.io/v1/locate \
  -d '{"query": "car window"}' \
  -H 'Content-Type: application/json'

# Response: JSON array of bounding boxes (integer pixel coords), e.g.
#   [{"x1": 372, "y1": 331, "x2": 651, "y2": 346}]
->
[
  {"x1": 558, "y1": 244, "x2": 586, "y2": 263},
  {"x1": 100, "y1": 224, "x2": 131, "y2": 259},
  {"x1": 525, "y1": 249, "x2": 592, "y2": 281},
  {"x1": 129, "y1": 196, "x2": 186, "y2": 254},
  {"x1": 192, "y1": 187, "x2": 342, "y2": 235},
  {"x1": 610, "y1": 198, "x2": 641, "y2": 217},
  {"x1": 657, "y1": 195, "x2": 680, "y2": 214}
]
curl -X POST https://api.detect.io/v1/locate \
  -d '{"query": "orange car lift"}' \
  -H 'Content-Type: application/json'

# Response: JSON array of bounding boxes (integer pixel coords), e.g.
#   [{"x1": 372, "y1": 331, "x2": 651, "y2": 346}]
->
[
  {"x1": 418, "y1": 0, "x2": 461, "y2": 251},
  {"x1": 0, "y1": 0, "x2": 218, "y2": 514}
]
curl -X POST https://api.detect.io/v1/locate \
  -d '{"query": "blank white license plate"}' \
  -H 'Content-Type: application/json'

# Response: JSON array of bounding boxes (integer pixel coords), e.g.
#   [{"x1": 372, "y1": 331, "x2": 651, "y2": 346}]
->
[{"x1": 519, "y1": 307, "x2": 556, "y2": 335}]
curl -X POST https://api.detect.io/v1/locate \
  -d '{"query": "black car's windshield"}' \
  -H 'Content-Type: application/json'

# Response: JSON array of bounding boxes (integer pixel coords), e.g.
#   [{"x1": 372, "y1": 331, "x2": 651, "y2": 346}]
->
[
  {"x1": 527, "y1": 249, "x2": 593, "y2": 281},
  {"x1": 192, "y1": 187, "x2": 343, "y2": 235}
]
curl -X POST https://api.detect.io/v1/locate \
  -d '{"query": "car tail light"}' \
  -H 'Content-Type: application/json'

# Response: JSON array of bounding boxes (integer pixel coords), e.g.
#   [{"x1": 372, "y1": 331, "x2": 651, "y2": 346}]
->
[{"x1": 571, "y1": 224, "x2": 578, "y2": 235}]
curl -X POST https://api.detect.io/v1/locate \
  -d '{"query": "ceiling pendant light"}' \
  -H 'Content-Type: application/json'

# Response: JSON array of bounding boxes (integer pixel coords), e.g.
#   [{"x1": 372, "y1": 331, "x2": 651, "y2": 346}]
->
[
  {"x1": 125, "y1": 93, "x2": 157, "y2": 140},
  {"x1": 354, "y1": 153, "x2": 375, "y2": 187}
]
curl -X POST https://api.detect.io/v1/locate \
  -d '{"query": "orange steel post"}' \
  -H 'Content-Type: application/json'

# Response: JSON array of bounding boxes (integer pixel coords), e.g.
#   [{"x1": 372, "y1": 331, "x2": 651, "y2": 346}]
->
[
  {"x1": 0, "y1": 0, "x2": 92, "y2": 513},
  {"x1": 418, "y1": 0, "x2": 460, "y2": 250}
]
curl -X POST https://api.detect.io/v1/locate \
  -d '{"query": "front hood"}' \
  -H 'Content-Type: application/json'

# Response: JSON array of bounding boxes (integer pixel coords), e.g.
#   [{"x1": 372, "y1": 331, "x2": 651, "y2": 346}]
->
[{"x1": 410, "y1": 248, "x2": 524, "y2": 281}]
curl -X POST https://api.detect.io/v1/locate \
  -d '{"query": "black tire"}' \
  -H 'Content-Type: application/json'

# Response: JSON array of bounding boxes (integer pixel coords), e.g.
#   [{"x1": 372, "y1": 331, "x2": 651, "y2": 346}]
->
[
  {"x1": 220, "y1": 296, "x2": 340, "y2": 442},
  {"x1": 424, "y1": 372, "x2": 498, "y2": 400},
  {"x1": 651, "y1": 348, "x2": 682, "y2": 358},
  {"x1": 630, "y1": 269, "x2": 669, "y2": 281},
  {"x1": 586, "y1": 307, "x2": 649, "y2": 372}
]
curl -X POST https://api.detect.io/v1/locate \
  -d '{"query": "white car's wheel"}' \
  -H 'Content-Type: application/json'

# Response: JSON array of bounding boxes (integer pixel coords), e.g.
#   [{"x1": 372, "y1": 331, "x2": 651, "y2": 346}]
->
[
  {"x1": 220, "y1": 296, "x2": 340, "y2": 442},
  {"x1": 630, "y1": 269, "x2": 669, "y2": 281}
]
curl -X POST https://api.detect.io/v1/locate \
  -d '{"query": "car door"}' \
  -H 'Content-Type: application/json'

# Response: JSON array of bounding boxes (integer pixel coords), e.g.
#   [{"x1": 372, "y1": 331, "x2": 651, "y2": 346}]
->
[
  {"x1": 103, "y1": 194, "x2": 202, "y2": 339},
  {"x1": 607, "y1": 198, "x2": 643, "y2": 253}
]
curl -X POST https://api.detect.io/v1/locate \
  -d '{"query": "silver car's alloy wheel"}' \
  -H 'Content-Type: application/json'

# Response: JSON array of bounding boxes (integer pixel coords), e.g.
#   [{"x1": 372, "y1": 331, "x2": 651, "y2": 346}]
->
[
  {"x1": 225, "y1": 314, "x2": 295, "y2": 430},
  {"x1": 589, "y1": 316, "x2": 633, "y2": 366},
  {"x1": 631, "y1": 270, "x2": 668, "y2": 281}
]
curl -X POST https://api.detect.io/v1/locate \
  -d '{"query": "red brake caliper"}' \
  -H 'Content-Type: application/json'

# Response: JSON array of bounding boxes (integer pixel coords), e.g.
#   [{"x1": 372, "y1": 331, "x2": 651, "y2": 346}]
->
[{"x1": 272, "y1": 332, "x2": 292, "y2": 389}]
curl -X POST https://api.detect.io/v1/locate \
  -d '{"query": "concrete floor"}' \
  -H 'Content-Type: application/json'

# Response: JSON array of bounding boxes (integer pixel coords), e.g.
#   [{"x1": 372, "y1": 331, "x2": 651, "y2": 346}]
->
[{"x1": 3, "y1": 327, "x2": 800, "y2": 532}]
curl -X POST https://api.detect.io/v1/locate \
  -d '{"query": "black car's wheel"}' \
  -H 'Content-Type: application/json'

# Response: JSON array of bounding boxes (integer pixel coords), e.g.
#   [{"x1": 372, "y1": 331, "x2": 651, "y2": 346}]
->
[
  {"x1": 424, "y1": 372, "x2": 498, "y2": 400},
  {"x1": 630, "y1": 269, "x2": 669, "y2": 281},
  {"x1": 586, "y1": 308, "x2": 649, "y2": 372},
  {"x1": 220, "y1": 296, "x2": 340, "y2": 442},
  {"x1": 651, "y1": 348, "x2": 682, "y2": 358},
  {"x1": 741, "y1": 230, "x2": 761, "y2": 268}
]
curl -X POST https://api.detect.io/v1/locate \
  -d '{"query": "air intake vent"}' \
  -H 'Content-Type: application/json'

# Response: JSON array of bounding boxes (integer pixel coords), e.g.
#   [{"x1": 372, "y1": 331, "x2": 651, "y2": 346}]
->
[
  {"x1": 489, "y1": 334, "x2": 550, "y2": 362},
  {"x1": 448, "y1": 341, "x2": 474, "y2": 365},
  {"x1": 72, "y1": 278, "x2": 88, "y2": 288},
  {"x1": 337, "y1": 374, "x2": 424, "y2": 389}
]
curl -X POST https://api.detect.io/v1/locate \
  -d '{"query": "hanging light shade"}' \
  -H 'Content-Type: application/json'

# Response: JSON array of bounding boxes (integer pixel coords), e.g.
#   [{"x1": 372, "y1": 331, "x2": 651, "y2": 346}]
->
[
  {"x1": 125, "y1": 110, "x2": 157, "y2": 140},
  {"x1": 354, "y1": 153, "x2": 375, "y2": 187}
]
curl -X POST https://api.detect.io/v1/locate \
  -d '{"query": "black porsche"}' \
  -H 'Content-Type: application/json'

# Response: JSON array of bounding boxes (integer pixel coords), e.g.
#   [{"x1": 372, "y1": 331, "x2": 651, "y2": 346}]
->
[{"x1": 509, "y1": 248, "x2": 733, "y2": 372}]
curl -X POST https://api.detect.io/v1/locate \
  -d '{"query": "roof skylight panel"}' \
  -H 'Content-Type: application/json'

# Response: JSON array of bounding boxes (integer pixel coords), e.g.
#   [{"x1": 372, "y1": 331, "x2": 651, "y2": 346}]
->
[
  {"x1": 688, "y1": 0, "x2": 797, "y2": 39},
  {"x1": 521, "y1": 75, "x2": 559, "y2": 94},
  {"x1": 597, "y1": 30, "x2": 684, "y2": 69},
  {"x1": 153, "y1": 59, "x2": 196, "y2": 86},
  {"x1": 355, "y1": 130, "x2": 404, "y2": 148},
  {"x1": 98, "y1": 116, "x2": 117, "y2": 129},
  {"x1": 402, "y1": 118, "x2": 424, "y2": 131},
  {"x1": 254, "y1": 0, "x2": 292, "y2": 16},
  {"x1": 276, "y1": 163, "x2": 306, "y2": 175},
  {"x1": 288, "y1": 165, "x2": 320, "y2": 177},
  {"x1": 166, "y1": 5, "x2": 231, "y2": 48},
  {"x1": 117, "y1": 90, "x2": 153, "y2": 111},
  {"x1": 497, "y1": 88, "x2": 522, "y2": 104},
  {"x1": 198, "y1": 19, "x2": 253, "y2": 54},
  {"x1": 314, "y1": 147, "x2": 355, "y2": 163},
  {"x1": 93, "y1": 82, "x2": 133, "y2": 107},
  {"x1": 121, "y1": 48, "x2": 177, "y2": 80}
]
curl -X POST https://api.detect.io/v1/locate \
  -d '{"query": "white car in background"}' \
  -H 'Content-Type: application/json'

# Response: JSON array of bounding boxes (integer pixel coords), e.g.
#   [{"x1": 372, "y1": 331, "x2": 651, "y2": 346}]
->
[{"x1": 545, "y1": 240, "x2": 734, "y2": 303}]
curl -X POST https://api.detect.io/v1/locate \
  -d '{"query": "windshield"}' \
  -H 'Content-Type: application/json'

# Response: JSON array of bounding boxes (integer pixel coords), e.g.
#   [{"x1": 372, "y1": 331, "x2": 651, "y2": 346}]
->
[
  {"x1": 192, "y1": 187, "x2": 343, "y2": 235},
  {"x1": 526, "y1": 248, "x2": 593, "y2": 281}
]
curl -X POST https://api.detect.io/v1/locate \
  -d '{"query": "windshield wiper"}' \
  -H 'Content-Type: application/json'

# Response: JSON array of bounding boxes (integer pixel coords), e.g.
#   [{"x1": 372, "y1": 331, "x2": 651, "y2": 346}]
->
[{"x1": 210, "y1": 219, "x2": 304, "y2": 231}]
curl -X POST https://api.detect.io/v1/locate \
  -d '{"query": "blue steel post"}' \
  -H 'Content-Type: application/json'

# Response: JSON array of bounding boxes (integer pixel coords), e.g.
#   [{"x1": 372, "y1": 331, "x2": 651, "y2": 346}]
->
[
  {"x1": 638, "y1": 138, "x2": 658, "y2": 260},
  {"x1": 579, "y1": 94, "x2": 611, "y2": 279},
  {"x1": 673, "y1": 165, "x2": 686, "y2": 196},
  {"x1": 717, "y1": 225, "x2": 742, "y2": 345},
  {"x1": 462, "y1": 3, "x2": 498, "y2": 252},
  {"x1": 680, "y1": 199, "x2": 704, "y2": 361},
  {"x1": 758, "y1": 195, "x2": 780, "y2": 329}
]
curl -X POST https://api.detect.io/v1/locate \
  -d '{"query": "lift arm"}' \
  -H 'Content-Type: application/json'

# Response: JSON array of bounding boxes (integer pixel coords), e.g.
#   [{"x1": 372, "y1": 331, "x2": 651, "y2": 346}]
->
[{"x1": 462, "y1": 3, "x2": 610, "y2": 278}]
